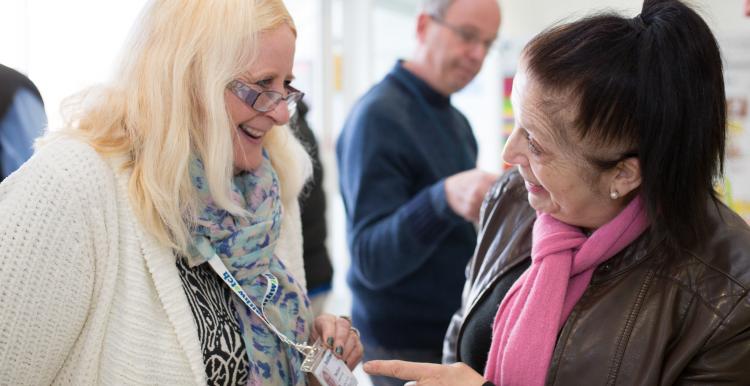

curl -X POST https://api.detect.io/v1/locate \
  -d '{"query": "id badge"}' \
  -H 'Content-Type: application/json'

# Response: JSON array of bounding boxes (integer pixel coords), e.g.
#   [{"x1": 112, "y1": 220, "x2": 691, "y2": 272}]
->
[{"x1": 301, "y1": 339, "x2": 358, "y2": 386}]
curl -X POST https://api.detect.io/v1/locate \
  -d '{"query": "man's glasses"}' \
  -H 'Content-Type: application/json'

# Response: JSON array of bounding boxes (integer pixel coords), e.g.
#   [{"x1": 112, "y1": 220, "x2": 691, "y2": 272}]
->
[
  {"x1": 429, "y1": 14, "x2": 495, "y2": 50},
  {"x1": 227, "y1": 80, "x2": 304, "y2": 113}
]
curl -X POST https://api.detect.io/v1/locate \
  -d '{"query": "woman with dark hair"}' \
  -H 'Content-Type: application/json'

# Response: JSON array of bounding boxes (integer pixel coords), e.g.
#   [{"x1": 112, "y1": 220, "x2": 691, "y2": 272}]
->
[{"x1": 365, "y1": 0, "x2": 750, "y2": 384}]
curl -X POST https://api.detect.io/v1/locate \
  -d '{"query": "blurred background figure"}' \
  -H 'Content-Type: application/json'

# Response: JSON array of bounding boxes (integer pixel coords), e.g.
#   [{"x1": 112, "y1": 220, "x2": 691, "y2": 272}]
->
[
  {"x1": 336, "y1": 0, "x2": 500, "y2": 385},
  {"x1": 291, "y1": 99, "x2": 335, "y2": 316},
  {"x1": 0, "y1": 63, "x2": 46, "y2": 181}
]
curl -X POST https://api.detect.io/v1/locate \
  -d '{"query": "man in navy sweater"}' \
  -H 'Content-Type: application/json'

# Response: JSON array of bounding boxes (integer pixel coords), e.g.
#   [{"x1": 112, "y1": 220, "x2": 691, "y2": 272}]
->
[{"x1": 336, "y1": 0, "x2": 501, "y2": 384}]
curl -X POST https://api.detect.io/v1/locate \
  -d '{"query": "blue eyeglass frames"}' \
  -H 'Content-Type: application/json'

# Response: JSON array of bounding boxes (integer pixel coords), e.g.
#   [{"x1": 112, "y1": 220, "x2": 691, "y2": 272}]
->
[{"x1": 227, "y1": 80, "x2": 304, "y2": 113}]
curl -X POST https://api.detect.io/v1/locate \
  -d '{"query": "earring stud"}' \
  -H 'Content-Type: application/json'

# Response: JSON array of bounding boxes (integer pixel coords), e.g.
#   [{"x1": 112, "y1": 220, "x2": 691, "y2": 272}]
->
[{"x1": 610, "y1": 191, "x2": 619, "y2": 200}]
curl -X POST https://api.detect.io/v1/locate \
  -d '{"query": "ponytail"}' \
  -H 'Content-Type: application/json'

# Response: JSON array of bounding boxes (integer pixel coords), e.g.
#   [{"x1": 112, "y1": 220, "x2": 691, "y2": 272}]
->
[{"x1": 635, "y1": 0, "x2": 725, "y2": 248}]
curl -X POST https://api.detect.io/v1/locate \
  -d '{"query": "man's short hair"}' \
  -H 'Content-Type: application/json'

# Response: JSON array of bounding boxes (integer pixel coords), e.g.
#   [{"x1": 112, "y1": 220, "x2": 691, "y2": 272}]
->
[{"x1": 420, "y1": 0, "x2": 454, "y2": 18}]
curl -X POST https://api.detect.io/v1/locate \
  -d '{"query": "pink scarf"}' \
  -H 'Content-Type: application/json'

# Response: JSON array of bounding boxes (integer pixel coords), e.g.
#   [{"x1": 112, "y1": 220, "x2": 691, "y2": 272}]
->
[{"x1": 484, "y1": 196, "x2": 648, "y2": 386}]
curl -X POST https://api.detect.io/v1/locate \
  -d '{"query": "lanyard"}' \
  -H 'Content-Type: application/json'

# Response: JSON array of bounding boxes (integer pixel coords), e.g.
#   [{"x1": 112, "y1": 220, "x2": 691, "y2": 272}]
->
[{"x1": 206, "y1": 254, "x2": 313, "y2": 357}]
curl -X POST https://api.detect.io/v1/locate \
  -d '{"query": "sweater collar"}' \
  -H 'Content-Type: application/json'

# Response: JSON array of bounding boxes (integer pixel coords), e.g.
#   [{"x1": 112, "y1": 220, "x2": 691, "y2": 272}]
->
[{"x1": 390, "y1": 60, "x2": 451, "y2": 107}]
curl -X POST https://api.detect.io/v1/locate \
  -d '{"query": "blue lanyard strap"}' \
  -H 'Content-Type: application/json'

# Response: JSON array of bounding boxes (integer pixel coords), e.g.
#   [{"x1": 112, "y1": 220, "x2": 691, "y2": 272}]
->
[{"x1": 206, "y1": 254, "x2": 313, "y2": 356}]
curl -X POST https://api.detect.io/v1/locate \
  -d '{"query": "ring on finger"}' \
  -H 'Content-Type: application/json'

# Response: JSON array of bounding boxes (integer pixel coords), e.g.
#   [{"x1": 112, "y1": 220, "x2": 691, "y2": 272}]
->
[
  {"x1": 350, "y1": 326, "x2": 361, "y2": 338},
  {"x1": 339, "y1": 315, "x2": 352, "y2": 325}
]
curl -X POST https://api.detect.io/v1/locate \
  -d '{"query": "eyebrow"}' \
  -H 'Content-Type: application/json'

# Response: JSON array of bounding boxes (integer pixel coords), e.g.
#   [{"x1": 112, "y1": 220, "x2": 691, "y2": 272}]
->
[{"x1": 240, "y1": 72, "x2": 296, "y2": 83}]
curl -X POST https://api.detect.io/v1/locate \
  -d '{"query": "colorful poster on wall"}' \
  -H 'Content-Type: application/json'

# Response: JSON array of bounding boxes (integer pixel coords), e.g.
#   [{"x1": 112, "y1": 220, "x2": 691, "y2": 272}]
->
[{"x1": 721, "y1": 34, "x2": 750, "y2": 224}]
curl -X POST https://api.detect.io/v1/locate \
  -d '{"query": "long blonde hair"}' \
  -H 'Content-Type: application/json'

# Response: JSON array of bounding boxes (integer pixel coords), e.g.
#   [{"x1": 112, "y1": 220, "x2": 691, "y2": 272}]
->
[{"x1": 49, "y1": 0, "x2": 310, "y2": 254}]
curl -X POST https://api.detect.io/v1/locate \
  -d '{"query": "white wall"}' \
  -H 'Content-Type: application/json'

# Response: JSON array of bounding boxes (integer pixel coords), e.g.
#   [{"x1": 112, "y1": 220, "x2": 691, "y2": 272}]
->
[
  {"x1": 500, "y1": 0, "x2": 750, "y2": 39},
  {"x1": 0, "y1": 1, "x2": 148, "y2": 130}
]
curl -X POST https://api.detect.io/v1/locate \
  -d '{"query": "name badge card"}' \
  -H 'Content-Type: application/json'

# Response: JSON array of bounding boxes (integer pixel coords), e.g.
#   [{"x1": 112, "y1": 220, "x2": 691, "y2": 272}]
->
[{"x1": 301, "y1": 339, "x2": 358, "y2": 386}]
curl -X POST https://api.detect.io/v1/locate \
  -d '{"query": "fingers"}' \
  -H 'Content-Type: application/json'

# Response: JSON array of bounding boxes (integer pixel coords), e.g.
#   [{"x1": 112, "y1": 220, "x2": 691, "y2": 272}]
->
[
  {"x1": 468, "y1": 172, "x2": 498, "y2": 221},
  {"x1": 312, "y1": 314, "x2": 336, "y2": 346},
  {"x1": 313, "y1": 314, "x2": 363, "y2": 369},
  {"x1": 331, "y1": 316, "x2": 351, "y2": 357},
  {"x1": 445, "y1": 169, "x2": 499, "y2": 222},
  {"x1": 363, "y1": 360, "x2": 439, "y2": 381},
  {"x1": 342, "y1": 330, "x2": 363, "y2": 369}
]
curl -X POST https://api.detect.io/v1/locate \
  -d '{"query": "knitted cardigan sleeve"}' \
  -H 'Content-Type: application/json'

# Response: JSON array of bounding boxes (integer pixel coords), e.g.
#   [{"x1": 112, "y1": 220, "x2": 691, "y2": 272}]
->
[{"x1": 0, "y1": 139, "x2": 116, "y2": 384}]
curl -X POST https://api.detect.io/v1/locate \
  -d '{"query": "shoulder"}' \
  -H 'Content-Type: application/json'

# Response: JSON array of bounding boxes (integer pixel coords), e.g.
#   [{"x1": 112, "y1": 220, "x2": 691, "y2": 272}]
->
[
  {"x1": 35, "y1": 136, "x2": 114, "y2": 181},
  {"x1": 345, "y1": 76, "x2": 414, "y2": 126},
  {"x1": 3, "y1": 88, "x2": 45, "y2": 114},
  {"x1": 474, "y1": 168, "x2": 535, "y2": 262},
  {"x1": 366, "y1": 73, "x2": 412, "y2": 104},
  {"x1": 4, "y1": 136, "x2": 118, "y2": 205},
  {"x1": 339, "y1": 79, "x2": 422, "y2": 153},
  {"x1": 479, "y1": 169, "x2": 532, "y2": 227},
  {"x1": 692, "y1": 203, "x2": 750, "y2": 286},
  {"x1": 657, "y1": 201, "x2": 750, "y2": 317}
]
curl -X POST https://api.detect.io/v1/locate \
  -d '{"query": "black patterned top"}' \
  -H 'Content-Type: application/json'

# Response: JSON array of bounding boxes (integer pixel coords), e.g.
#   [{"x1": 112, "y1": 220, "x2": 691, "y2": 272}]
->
[{"x1": 176, "y1": 257, "x2": 249, "y2": 385}]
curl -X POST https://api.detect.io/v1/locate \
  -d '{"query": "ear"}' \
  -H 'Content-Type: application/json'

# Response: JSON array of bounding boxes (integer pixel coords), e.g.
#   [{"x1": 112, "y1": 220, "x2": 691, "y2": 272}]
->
[
  {"x1": 609, "y1": 156, "x2": 641, "y2": 199},
  {"x1": 415, "y1": 12, "x2": 431, "y2": 43}
]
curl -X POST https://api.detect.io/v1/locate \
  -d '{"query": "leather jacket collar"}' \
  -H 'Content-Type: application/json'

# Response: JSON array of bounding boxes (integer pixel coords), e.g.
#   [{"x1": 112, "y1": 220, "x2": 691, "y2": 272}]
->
[{"x1": 443, "y1": 169, "x2": 750, "y2": 384}]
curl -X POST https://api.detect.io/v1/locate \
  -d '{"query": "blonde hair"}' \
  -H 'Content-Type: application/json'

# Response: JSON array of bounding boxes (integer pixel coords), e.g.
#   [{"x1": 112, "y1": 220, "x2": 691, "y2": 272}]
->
[{"x1": 47, "y1": 0, "x2": 310, "y2": 254}]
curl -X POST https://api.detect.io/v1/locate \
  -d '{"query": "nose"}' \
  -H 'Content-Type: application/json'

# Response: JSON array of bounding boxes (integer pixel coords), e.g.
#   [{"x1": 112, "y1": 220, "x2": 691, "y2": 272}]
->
[
  {"x1": 266, "y1": 100, "x2": 291, "y2": 125},
  {"x1": 501, "y1": 127, "x2": 526, "y2": 166}
]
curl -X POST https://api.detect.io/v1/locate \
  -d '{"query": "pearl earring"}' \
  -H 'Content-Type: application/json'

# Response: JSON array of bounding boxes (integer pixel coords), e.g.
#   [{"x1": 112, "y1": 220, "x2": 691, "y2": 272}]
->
[{"x1": 610, "y1": 191, "x2": 619, "y2": 200}]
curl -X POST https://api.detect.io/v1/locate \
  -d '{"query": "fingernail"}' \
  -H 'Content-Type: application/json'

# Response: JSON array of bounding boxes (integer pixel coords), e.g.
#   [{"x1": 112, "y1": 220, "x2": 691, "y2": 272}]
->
[
  {"x1": 335, "y1": 346, "x2": 343, "y2": 356},
  {"x1": 326, "y1": 337, "x2": 334, "y2": 346}
]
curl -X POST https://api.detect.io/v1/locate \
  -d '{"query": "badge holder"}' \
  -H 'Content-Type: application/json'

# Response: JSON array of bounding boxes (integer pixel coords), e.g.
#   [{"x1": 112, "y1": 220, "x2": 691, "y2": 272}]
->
[
  {"x1": 301, "y1": 339, "x2": 358, "y2": 386},
  {"x1": 207, "y1": 254, "x2": 358, "y2": 386}
]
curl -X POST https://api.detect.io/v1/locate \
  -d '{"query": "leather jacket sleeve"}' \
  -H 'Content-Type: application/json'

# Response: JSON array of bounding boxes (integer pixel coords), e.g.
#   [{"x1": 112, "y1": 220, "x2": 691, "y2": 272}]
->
[
  {"x1": 676, "y1": 291, "x2": 750, "y2": 384},
  {"x1": 443, "y1": 168, "x2": 750, "y2": 384},
  {"x1": 442, "y1": 170, "x2": 530, "y2": 363},
  {"x1": 442, "y1": 261, "x2": 474, "y2": 364}
]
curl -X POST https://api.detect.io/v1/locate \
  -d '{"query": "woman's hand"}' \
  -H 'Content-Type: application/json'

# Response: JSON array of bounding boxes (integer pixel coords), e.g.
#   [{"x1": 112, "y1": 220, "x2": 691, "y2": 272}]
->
[
  {"x1": 310, "y1": 314, "x2": 363, "y2": 370},
  {"x1": 364, "y1": 360, "x2": 486, "y2": 386}
]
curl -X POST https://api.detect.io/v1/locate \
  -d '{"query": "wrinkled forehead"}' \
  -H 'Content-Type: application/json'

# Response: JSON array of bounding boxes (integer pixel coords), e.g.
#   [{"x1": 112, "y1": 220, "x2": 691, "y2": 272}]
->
[
  {"x1": 511, "y1": 64, "x2": 578, "y2": 146},
  {"x1": 513, "y1": 61, "x2": 637, "y2": 165}
]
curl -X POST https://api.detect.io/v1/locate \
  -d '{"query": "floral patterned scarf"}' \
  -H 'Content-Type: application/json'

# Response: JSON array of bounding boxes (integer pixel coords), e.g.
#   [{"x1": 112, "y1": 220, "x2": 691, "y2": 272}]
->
[{"x1": 187, "y1": 151, "x2": 312, "y2": 386}]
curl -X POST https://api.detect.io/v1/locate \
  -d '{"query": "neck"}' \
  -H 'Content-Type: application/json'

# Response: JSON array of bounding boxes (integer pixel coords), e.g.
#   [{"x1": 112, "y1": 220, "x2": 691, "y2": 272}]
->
[{"x1": 402, "y1": 59, "x2": 451, "y2": 97}]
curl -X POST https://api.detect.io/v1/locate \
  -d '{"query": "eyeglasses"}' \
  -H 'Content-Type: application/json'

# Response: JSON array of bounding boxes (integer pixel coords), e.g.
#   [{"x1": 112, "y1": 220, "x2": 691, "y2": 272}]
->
[
  {"x1": 429, "y1": 14, "x2": 495, "y2": 50},
  {"x1": 227, "y1": 80, "x2": 304, "y2": 113}
]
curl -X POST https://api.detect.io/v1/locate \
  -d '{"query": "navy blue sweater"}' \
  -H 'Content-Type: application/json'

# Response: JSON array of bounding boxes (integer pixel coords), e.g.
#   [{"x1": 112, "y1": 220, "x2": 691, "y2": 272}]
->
[{"x1": 336, "y1": 61, "x2": 478, "y2": 350}]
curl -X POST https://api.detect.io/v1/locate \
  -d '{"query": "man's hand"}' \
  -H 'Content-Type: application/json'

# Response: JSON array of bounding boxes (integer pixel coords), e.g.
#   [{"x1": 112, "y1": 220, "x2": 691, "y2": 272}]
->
[{"x1": 445, "y1": 169, "x2": 498, "y2": 222}]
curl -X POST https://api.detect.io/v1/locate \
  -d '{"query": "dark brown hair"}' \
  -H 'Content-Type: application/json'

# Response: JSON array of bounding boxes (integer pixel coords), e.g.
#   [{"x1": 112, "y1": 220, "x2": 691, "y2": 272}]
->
[{"x1": 523, "y1": 0, "x2": 726, "y2": 249}]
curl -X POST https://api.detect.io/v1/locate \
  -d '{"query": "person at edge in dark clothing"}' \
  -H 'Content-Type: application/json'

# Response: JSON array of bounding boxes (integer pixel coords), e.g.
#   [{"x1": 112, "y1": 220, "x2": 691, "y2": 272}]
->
[
  {"x1": 290, "y1": 99, "x2": 334, "y2": 315},
  {"x1": 0, "y1": 64, "x2": 46, "y2": 181}
]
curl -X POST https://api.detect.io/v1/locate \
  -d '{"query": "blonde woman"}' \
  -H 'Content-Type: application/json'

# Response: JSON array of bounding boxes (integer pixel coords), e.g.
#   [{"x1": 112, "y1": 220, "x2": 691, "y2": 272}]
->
[{"x1": 0, "y1": 1, "x2": 362, "y2": 384}]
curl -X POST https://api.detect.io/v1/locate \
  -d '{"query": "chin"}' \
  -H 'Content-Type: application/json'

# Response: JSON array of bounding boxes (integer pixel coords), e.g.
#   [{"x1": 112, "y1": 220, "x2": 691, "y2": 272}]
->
[
  {"x1": 527, "y1": 191, "x2": 548, "y2": 209},
  {"x1": 233, "y1": 154, "x2": 263, "y2": 173}
]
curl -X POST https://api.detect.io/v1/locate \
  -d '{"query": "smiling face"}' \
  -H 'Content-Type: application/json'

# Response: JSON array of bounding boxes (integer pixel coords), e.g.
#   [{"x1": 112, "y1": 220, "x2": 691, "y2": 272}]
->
[
  {"x1": 502, "y1": 63, "x2": 628, "y2": 230},
  {"x1": 226, "y1": 25, "x2": 296, "y2": 173}
]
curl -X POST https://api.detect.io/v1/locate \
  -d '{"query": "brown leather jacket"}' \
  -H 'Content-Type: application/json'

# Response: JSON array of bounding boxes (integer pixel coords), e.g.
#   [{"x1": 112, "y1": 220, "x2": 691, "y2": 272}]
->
[{"x1": 443, "y1": 170, "x2": 750, "y2": 385}]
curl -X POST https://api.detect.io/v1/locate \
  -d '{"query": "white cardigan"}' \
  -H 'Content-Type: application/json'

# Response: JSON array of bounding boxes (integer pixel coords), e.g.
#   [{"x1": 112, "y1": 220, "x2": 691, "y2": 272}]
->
[{"x1": 0, "y1": 138, "x2": 306, "y2": 385}]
